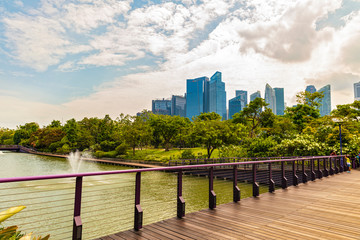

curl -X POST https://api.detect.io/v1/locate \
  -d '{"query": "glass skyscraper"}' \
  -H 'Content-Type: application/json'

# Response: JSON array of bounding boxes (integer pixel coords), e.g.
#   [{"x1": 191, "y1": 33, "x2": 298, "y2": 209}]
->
[
  {"x1": 171, "y1": 95, "x2": 186, "y2": 117},
  {"x1": 229, "y1": 90, "x2": 247, "y2": 119},
  {"x1": 354, "y1": 82, "x2": 360, "y2": 101},
  {"x1": 152, "y1": 98, "x2": 171, "y2": 115},
  {"x1": 185, "y1": 77, "x2": 209, "y2": 120},
  {"x1": 265, "y1": 84, "x2": 276, "y2": 114},
  {"x1": 274, "y1": 88, "x2": 284, "y2": 115},
  {"x1": 317, "y1": 84, "x2": 331, "y2": 116},
  {"x1": 209, "y1": 71, "x2": 227, "y2": 120},
  {"x1": 250, "y1": 91, "x2": 261, "y2": 102},
  {"x1": 305, "y1": 85, "x2": 317, "y2": 94}
]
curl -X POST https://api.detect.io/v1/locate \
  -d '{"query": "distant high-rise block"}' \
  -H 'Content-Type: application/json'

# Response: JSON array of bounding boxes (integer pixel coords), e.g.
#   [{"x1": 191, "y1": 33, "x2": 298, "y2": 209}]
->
[
  {"x1": 354, "y1": 82, "x2": 360, "y2": 101},
  {"x1": 317, "y1": 85, "x2": 331, "y2": 116},
  {"x1": 229, "y1": 90, "x2": 247, "y2": 119},
  {"x1": 152, "y1": 98, "x2": 171, "y2": 115},
  {"x1": 186, "y1": 76, "x2": 209, "y2": 120},
  {"x1": 274, "y1": 88, "x2": 285, "y2": 116},
  {"x1": 250, "y1": 91, "x2": 261, "y2": 102},
  {"x1": 171, "y1": 95, "x2": 186, "y2": 117},
  {"x1": 209, "y1": 71, "x2": 227, "y2": 120},
  {"x1": 305, "y1": 85, "x2": 317, "y2": 94},
  {"x1": 265, "y1": 84, "x2": 276, "y2": 114}
]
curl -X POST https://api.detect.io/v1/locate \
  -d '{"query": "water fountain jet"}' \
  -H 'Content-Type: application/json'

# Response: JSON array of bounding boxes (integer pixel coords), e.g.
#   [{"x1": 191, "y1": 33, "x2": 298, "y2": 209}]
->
[{"x1": 67, "y1": 150, "x2": 82, "y2": 173}]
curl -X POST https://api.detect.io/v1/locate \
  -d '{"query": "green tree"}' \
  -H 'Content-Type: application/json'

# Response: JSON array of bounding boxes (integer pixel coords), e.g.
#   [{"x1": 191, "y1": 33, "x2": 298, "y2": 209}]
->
[
  {"x1": 13, "y1": 122, "x2": 39, "y2": 145},
  {"x1": 232, "y1": 97, "x2": 268, "y2": 137},
  {"x1": 192, "y1": 113, "x2": 245, "y2": 158},
  {"x1": 123, "y1": 115, "x2": 152, "y2": 155}
]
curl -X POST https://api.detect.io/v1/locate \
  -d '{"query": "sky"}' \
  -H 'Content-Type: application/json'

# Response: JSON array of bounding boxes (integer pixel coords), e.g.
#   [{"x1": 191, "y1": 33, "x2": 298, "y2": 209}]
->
[{"x1": 1, "y1": 0, "x2": 360, "y2": 129}]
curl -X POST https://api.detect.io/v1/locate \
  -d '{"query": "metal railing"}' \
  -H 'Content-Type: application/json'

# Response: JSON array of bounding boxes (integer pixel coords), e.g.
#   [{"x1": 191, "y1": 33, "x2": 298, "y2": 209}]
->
[{"x1": 0, "y1": 155, "x2": 351, "y2": 240}]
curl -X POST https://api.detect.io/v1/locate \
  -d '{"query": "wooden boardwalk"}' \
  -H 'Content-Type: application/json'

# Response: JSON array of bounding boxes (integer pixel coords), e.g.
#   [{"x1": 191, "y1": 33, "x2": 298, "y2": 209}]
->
[{"x1": 97, "y1": 170, "x2": 360, "y2": 240}]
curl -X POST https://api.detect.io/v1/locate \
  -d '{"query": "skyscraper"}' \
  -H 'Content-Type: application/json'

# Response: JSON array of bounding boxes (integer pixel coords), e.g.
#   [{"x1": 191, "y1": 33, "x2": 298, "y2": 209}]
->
[
  {"x1": 229, "y1": 90, "x2": 247, "y2": 119},
  {"x1": 171, "y1": 95, "x2": 186, "y2": 117},
  {"x1": 250, "y1": 91, "x2": 261, "y2": 102},
  {"x1": 317, "y1": 84, "x2": 331, "y2": 116},
  {"x1": 265, "y1": 84, "x2": 276, "y2": 114},
  {"x1": 185, "y1": 76, "x2": 209, "y2": 120},
  {"x1": 209, "y1": 71, "x2": 227, "y2": 120},
  {"x1": 152, "y1": 98, "x2": 171, "y2": 115},
  {"x1": 305, "y1": 85, "x2": 317, "y2": 94},
  {"x1": 274, "y1": 88, "x2": 285, "y2": 116},
  {"x1": 354, "y1": 82, "x2": 360, "y2": 101}
]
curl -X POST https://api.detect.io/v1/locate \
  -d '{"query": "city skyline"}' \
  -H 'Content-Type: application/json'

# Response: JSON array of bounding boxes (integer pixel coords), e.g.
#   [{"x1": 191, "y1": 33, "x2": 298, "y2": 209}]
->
[{"x1": 1, "y1": 0, "x2": 360, "y2": 128}]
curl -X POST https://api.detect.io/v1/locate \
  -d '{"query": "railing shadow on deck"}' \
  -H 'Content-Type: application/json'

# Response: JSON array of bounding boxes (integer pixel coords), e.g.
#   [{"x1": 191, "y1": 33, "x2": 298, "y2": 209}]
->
[{"x1": 0, "y1": 155, "x2": 355, "y2": 240}]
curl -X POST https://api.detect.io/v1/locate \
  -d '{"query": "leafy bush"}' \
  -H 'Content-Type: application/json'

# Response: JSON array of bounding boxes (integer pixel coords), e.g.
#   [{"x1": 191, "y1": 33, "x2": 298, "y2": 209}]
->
[
  {"x1": 246, "y1": 137, "x2": 277, "y2": 157},
  {"x1": 219, "y1": 145, "x2": 247, "y2": 158},
  {"x1": 274, "y1": 134, "x2": 329, "y2": 156},
  {"x1": 115, "y1": 143, "x2": 128, "y2": 155},
  {"x1": 180, "y1": 149, "x2": 196, "y2": 159}
]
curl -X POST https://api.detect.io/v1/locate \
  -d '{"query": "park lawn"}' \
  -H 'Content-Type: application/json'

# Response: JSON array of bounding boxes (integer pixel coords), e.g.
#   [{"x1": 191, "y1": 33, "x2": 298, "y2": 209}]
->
[{"x1": 123, "y1": 147, "x2": 220, "y2": 163}]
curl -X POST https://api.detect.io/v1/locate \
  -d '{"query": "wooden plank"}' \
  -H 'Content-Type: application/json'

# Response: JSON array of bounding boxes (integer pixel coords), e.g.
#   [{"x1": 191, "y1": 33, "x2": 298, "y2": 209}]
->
[{"x1": 100, "y1": 170, "x2": 360, "y2": 239}]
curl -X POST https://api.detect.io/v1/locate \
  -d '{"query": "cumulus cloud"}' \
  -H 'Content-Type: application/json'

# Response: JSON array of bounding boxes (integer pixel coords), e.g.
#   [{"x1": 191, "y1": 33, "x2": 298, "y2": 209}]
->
[{"x1": 238, "y1": 0, "x2": 341, "y2": 63}]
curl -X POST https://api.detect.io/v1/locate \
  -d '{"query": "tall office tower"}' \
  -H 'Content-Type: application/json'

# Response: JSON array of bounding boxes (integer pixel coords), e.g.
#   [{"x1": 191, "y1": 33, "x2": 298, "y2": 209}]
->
[
  {"x1": 274, "y1": 88, "x2": 285, "y2": 116},
  {"x1": 305, "y1": 85, "x2": 317, "y2": 94},
  {"x1": 354, "y1": 82, "x2": 360, "y2": 101},
  {"x1": 229, "y1": 90, "x2": 247, "y2": 119},
  {"x1": 250, "y1": 91, "x2": 261, "y2": 102},
  {"x1": 152, "y1": 98, "x2": 171, "y2": 115},
  {"x1": 265, "y1": 84, "x2": 276, "y2": 114},
  {"x1": 186, "y1": 76, "x2": 209, "y2": 120},
  {"x1": 171, "y1": 95, "x2": 186, "y2": 117},
  {"x1": 209, "y1": 71, "x2": 227, "y2": 120},
  {"x1": 317, "y1": 84, "x2": 331, "y2": 116}
]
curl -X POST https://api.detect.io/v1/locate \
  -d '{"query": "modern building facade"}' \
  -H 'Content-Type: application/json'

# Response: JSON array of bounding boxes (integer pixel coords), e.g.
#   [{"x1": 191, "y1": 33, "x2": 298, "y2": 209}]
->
[
  {"x1": 305, "y1": 85, "x2": 317, "y2": 94},
  {"x1": 317, "y1": 84, "x2": 331, "y2": 116},
  {"x1": 152, "y1": 98, "x2": 171, "y2": 115},
  {"x1": 265, "y1": 84, "x2": 276, "y2": 114},
  {"x1": 171, "y1": 95, "x2": 186, "y2": 117},
  {"x1": 229, "y1": 90, "x2": 247, "y2": 119},
  {"x1": 185, "y1": 76, "x2": 209, "y2": 120},
  {"x1": 209, "y1": 71, "x2": 227, "y2": 120},
  {"x1": 250, "y1": 91, "x2": 261, "y2": 102},
  {"x1": 354, "y1": 82, "x2": 360, "y2": 101},
  {"x1": 274, "y1": 88, "x2": 285, "y2": 115}
]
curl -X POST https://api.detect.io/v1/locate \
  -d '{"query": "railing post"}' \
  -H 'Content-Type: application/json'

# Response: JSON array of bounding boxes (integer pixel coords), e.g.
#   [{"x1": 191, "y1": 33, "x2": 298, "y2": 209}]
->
[
  {"x1": 329, "y1": 157, "x2": 334, "y2": 175},
  {"x1": 268, "y1": 163, "x2": 275, "y2": 193},
  {"x1": 134, "y1": 172, "x2": 143, "y2": 231},
  {"x1": 177, "y1": 170, "x2": 185, "y2": 218},
  {"x1": 233, "y1": 166, "x2": 240, "y2": 202},
  {"x1": 310, "y1": 159, "x2": 316, "y2": 181},
  {"x1": 209, "y1": 167, "x2": 216, "y2": 209},
  {"x1": 252, "y1": 164, "x2": 259, "y2": 197},
  {"x1": 317, "y1": 159, "x2": 323, "y2": 179},
  {"x1": 73, "y1": 177, "x2": 83, "y2": 240},
  {"x1": 292, "y1": 160, "x2": 298, "y2": 186},
  {"x1": 281, "y1": 161, "x2": 287, "y2": 189},
  {"x1": 334, "y1": 157, "x2": 339, "y2": 174},
  {"x1": 340, "y1": 156, "x2": 344, "y2": 173},
  {"x1": 323, "y1": 158, "x2": 329, "y2": 177},
  {"x1": 302, "y1": 160, "x2": 308, "y2": 183}
]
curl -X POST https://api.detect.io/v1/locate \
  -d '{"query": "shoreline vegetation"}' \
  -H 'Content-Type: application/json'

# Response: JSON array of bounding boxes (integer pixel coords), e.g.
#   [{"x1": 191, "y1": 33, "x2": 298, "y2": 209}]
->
[{"x1": 2, "y1": 93, "x2": 360, "y2": 162}]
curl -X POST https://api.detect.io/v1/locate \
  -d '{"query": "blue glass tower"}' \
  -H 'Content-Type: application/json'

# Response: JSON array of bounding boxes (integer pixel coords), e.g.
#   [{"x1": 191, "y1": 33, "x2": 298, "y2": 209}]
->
[
  {"x1": 171, "y1": 95, "x2": 186, "y2": 117},
  {"x1": 317, "y1": 84, "x2": 331, "y2": 116},
  {"x1": 186, "y1": 77, "x2": 209, "y2": 120},
  {"x1": 209, "y1": 71, "x2": 227, "y2": 120},
  {"x1": 250, "y1": 91, "x2": 261, "y2": 102},
  {"x1": 229, "y1": 90, "x2": 247, "y2": 119},
  {"x1": 152, "y1": 98, "x2": 171, "y2": 115},
  {"x1": 305, "y1": 85, "x2": 317, "y2": 94},
  {"x1": 265, "y1": 84, "x2": 276, "y2": 114},
  {"x1": 274, "y1": 88, "x2": 284, "y2": 116}
]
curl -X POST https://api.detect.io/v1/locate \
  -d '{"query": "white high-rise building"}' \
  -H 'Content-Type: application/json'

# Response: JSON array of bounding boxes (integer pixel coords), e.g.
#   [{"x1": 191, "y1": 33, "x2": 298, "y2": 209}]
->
[{"x1": 354, "y1": 82, "x2": 360, "y2": 101}]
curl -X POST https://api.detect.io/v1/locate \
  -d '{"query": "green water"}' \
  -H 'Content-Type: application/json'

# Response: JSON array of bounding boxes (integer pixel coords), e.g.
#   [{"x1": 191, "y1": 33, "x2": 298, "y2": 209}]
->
[{"x1": 0, "y1": 151, "x2": 267, "y2": 239}]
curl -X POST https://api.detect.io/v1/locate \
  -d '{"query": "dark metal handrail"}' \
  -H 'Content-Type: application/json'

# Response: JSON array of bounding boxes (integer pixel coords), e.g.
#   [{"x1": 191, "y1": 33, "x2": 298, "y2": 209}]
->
[{"x1": 0, "y1": 155, "x2": 350, "y2": 240}]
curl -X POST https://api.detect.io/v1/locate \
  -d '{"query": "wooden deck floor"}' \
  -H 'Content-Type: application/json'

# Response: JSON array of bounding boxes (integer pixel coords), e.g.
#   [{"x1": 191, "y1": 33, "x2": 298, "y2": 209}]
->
[{"x1": 96, "y1": 170, "x2": 360, "y2": 240}]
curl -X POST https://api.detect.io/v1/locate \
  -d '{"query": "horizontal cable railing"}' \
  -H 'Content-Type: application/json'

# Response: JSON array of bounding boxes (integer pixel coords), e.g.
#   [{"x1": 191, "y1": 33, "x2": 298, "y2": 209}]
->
[{"x1": 0, "y1": 155, "x2": 354, "y2": 240}]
